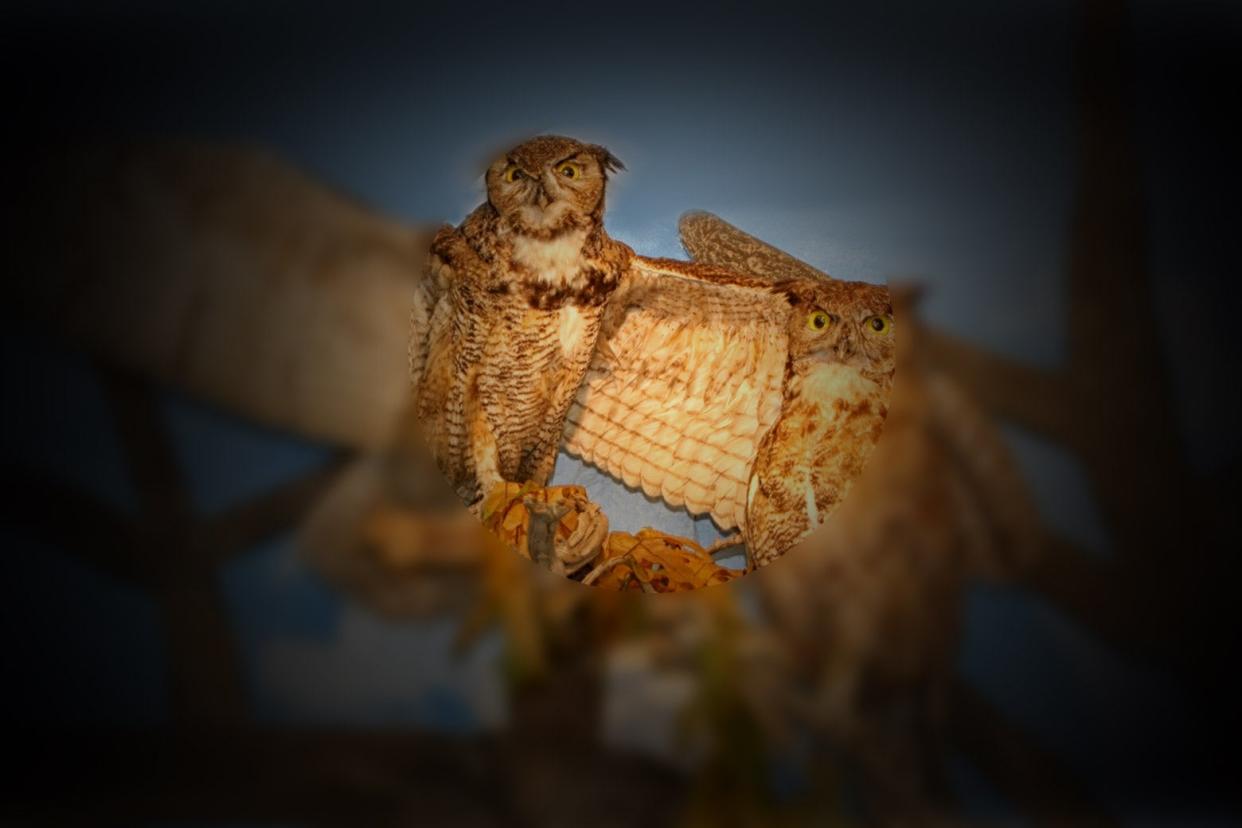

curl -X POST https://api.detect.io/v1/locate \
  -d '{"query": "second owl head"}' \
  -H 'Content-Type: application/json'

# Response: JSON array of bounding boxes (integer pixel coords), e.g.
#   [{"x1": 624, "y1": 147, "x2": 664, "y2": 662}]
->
[{"x1": 783, "y1": 280, "x2": 896, "y2": 377}]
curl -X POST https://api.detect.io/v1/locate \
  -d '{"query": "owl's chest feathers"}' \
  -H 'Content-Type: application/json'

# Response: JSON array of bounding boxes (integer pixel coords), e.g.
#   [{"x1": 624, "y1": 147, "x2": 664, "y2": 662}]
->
[
  {"x1": 503, "y1": 229, "x2": 624, "y2": 311},
  {"x1": 760, "y1": 364, "x2": 874, "y2": 482},
  {"x1": 749, "y1": 363, "x2": 882, "y2": 539},
  {"x1": 554, "y1": 304, "x2": 594, "y2": 364},
  {"x1": 481, "y1": 298, "x2": 602, "y2": 371}
]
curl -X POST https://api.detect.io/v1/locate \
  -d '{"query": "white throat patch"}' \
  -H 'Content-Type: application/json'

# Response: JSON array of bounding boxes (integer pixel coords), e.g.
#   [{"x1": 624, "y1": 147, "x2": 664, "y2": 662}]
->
[
  {"x1": 512, "y1": 229, "x2": 589, "y2": 287},
  {"x1": 801, "y1": 362, "x2": 872, "y2": 411}
]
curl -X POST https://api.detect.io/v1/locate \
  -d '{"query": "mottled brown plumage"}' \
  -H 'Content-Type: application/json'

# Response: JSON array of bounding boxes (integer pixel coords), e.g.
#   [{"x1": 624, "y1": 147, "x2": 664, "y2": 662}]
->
[
  {"x1": 744, "y1": 279, "x2": 895, "y2": 566},
  {"x1": 411, "y1": 135, "x2": 632, "y2": 505},
  {"x1": 678, "y1": 209, "x2": 829, "y2": 284}
]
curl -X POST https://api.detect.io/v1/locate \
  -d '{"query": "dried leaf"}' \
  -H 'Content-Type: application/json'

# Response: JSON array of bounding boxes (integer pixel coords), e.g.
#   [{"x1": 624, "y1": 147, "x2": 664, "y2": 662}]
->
[{"x1": 585, "y1": 529, "x2": 744, "y2": 592}]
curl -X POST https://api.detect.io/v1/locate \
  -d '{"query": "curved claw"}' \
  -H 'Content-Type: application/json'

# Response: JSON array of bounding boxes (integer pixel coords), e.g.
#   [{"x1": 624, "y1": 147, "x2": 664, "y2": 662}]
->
[{"x1": 556, "y1": 500, "x2": 609, "y2": 572}]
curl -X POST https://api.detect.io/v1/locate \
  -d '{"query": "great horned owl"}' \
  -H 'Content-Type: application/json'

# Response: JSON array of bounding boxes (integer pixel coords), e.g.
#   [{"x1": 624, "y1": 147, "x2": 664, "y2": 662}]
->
[
  {"x1": 744, "y1": 279, "x2": 895, "y2": 565},
  {"x1": 562, "y1": 257, "x2": 894, "y2": 567},
  {"x1": 412, "y1": 135, "x2": 632, "y2": 505}
]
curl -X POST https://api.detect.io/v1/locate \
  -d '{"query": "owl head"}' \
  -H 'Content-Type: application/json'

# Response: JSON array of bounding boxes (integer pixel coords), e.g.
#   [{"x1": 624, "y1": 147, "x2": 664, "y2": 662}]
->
[
  {"x1": 781, "y1": 280, "x2": 896, "y2": 383},
  {"x1": 485, "y1": 135, "x2": 623, "y2": 237}
]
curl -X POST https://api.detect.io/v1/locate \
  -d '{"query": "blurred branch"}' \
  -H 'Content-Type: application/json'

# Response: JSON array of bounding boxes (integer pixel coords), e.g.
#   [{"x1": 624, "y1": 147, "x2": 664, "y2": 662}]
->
[
  {"x1": 101, "y1": 366, "x2": 193, "y2": 522},
  {"x1": 922, "y1": 329, "x2": 1076, "y2": 445},
  {"x1": 201, "y1": 452, "x2": 353, "y2": 564},
  {"x1": 101, "y1": 367, "x2": 249, "y2": 725}
]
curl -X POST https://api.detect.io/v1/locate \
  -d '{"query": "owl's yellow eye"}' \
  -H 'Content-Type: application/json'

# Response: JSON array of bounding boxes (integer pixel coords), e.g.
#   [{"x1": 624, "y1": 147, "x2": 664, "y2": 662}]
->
[
  {"x1": 807, "y1": 311, "x2": 831, "y2": 332},
  {"x1": 505, "y1": 167, "x2": 525, "y2": 183},
  {"x1": 866, "y1": 315, "x2": 893, "y2": 335},
  {"x1": 558, "y1": 163, "x2": 579, "y2": 179}
]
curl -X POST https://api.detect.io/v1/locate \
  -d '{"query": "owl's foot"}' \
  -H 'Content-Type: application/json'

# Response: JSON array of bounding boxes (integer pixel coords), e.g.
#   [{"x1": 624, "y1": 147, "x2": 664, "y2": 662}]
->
[
  {"x1": 547, "y1": 497, "x2": 610, "y2": 572},
  {"x1": 478, "y1": 482, "x2": 609, "y2": 577}
]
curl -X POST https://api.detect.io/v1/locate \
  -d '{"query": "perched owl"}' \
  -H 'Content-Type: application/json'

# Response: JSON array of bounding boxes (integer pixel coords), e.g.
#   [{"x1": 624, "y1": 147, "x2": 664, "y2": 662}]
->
[
  {"x1": 412, "y1": 135, "x2": 633, "y2": 505},
  {"x1": 562, "y1": 257, "x2": 893, "y2": 567},
  {"x1": 743, "y1": 280, "x2": 895, "y2": 565}
]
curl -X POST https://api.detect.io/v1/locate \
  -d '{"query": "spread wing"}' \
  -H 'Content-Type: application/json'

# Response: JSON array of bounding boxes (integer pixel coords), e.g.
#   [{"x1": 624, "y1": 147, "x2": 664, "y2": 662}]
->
[{"x1": 562, "y1": 256, "x2": 790, "y2": 530}]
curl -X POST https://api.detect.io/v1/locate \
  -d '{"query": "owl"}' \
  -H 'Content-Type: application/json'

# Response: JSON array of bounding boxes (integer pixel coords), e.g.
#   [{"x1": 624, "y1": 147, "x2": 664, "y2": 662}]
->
[
  {"x1": 411, "y1": 135, "x2": 633, "y2": 505},
  {"x1": 743, "y1": 280, "x2": 895, "y2": 565},
  {"x1": 562, "y1": 256, "x2": 894, "y2": 568}
]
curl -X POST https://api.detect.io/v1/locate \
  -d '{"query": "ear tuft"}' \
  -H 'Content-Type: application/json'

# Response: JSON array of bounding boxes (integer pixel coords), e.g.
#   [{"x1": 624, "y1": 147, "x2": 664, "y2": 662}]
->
[
  {"x1": 777, "y1": 283, "x2": 807, "y2": 307},
  {"x1": 590, "y1": 145, "x2": 625, "y2": 177}
]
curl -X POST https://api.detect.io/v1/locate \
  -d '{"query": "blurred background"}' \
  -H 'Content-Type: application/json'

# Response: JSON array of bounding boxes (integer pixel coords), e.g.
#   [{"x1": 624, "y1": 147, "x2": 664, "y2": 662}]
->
[{"x1": 2, "y1": 0, "x2": 1240, "y2": 824}]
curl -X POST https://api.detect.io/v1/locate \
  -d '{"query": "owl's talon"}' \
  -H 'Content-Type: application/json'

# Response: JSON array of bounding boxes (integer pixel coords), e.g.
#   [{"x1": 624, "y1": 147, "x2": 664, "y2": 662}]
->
[{"x1": 560, "y1": 503, "x2": 609, "y2": 568}]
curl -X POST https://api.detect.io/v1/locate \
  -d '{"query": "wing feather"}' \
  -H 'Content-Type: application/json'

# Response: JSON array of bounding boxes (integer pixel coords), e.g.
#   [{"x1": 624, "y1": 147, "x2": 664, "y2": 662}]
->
[
  {"x1": 562, "y1": 256, "x2": 790, "y2": 530},
  {"x1": 678, "y1": 210, "x2": 831, "y2": 284}
]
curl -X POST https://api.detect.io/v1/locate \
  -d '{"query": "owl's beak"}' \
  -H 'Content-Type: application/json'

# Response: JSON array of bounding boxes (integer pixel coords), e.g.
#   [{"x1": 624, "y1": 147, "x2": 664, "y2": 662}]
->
[
  {"x1": 833, "y1": 330, "x2": 857, "y2": 360},
  {"x1": 533, "y1": 184, "x2": 552, "y2": 209}
]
